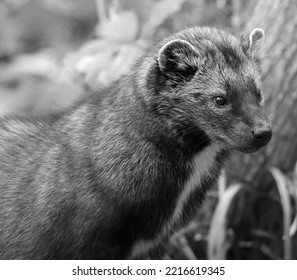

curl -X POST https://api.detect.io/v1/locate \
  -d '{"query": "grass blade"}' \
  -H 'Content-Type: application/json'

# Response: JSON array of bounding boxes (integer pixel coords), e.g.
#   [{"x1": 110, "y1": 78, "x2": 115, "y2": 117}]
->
[
  {"x1": 287, "y1": 181, "x2": 297, "y2": 237},
  {"x1": 207, "y1": 183, "x2": 243, "y2": 259},
  {"x1": 269, "y1": 167, "x2": 292, "y2": 260}
]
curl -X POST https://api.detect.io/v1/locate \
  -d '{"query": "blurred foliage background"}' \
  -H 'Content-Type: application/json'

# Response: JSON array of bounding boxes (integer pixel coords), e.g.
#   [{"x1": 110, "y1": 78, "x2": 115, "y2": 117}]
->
[{"x1": 0, "y1": 0, "x2": 296, "y2": 259}]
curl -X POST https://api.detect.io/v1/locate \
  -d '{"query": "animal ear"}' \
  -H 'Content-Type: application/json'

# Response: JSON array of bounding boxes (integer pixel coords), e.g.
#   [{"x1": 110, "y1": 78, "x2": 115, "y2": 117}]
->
[
  {"x1": 247, "y1": 28, "x2": 265, "y2": 54},
  {"x1": 157, "y1": 39, "x2": 199, "y2": 82}
]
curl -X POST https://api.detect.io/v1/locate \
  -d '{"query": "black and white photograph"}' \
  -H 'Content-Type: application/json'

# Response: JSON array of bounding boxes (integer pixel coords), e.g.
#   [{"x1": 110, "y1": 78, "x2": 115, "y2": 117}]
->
[{"x1": 0, "y1": 0, "x2": 296, "y2": 271}]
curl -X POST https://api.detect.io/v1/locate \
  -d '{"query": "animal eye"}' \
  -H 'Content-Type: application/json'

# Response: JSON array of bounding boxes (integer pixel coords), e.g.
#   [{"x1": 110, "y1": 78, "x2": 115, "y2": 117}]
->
[
  {"x1": 214, "y1": 96, "x2": 227, "y2": 107},
  {"x1": 257, "y1": 91, "x2": 263, "y2": 103}
]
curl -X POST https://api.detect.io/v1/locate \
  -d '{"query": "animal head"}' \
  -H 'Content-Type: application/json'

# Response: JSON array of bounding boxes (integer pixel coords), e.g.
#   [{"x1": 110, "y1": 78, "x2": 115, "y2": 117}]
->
[{"x1": 152, "y1": 27, "x2": 271, "y2": 153}]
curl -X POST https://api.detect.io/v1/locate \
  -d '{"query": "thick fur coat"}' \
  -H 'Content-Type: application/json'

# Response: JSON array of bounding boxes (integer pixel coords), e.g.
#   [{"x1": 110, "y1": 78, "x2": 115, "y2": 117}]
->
[{"x1": 0, "y1": 27, "x2": 271, "y2": 259}]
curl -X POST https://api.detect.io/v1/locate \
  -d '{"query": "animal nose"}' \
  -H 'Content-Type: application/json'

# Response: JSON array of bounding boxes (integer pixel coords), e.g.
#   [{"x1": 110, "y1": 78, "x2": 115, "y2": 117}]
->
[{"x1": 252, "y1": 125, "x2": 272, "y2": 143}]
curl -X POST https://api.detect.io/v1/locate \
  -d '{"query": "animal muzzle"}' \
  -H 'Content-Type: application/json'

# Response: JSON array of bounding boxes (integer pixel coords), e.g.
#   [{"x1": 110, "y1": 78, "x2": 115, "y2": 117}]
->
[
  {"x1": 233, "y1": 121, "x2": 272, "y2": 153},
  {"x1": 251, "y1": 124, "x2": 272, "y2": 147}
]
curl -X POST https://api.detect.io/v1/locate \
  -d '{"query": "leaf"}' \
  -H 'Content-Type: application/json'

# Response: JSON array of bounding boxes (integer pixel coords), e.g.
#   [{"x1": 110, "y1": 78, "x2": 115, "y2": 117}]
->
[
  {"x1": 104, "y1": 44, "x2": 143, "y2": 83},
  {"x1": 70, "y1": 43, "x2": 143, "y2": 88},
  {"x1": 97, "y1": 11, "x2": 139, "y2": 43},
  {"x1": 62, "y1": 39, "x2": 121, "y2": 84},
  {"x1": 207, "y1": 184, "x2": 243, "y2": 259},
  {"x1": 286, "y1": 181, "x2": 297, "y2": 237},
  {"x1": 76, "y1": 39, "x2": 122, "y2": 56},
  {"x1": 175, "y1": 235, "x2": 197, "y2": 260},
  {"x1": 269, "y1": 167, "x2": 292, "y2": 260},
  {"x1": 76, "y1": 52, "x2": 114, "y2": 85},
  {"x1": 141, "y1": 0, "x2": 186, "y2": 41}
]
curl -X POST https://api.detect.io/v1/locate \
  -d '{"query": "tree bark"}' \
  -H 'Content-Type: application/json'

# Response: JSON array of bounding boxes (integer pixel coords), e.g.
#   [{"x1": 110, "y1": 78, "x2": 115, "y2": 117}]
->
[{"x1": 226, "y1": 0, "x2": 297, "y2": 189}]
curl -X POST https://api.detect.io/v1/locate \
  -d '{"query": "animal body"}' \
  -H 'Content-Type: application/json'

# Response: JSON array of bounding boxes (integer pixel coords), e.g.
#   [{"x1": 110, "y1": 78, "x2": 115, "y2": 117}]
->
[{"x1": 0, "y1": 27, "x2": 272, "y2": 259}]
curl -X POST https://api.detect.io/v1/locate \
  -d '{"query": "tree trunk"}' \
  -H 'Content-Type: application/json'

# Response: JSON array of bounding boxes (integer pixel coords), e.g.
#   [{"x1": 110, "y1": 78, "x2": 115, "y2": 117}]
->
[{"x1": 226, "y1": 0, "x2": 297, "y2": 189}]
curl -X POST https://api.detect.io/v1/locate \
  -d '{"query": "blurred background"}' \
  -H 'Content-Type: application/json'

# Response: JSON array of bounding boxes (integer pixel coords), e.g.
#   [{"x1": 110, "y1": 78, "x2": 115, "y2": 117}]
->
[{"x1": 0, "y1": 0, "x2": 297, "y2": 260}]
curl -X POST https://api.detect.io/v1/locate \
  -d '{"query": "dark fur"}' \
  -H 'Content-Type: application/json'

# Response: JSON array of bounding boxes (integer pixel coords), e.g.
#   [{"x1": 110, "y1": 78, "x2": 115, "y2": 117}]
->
[{"x1": 0, "y1": 27, "x2": 271, "y2": 259}]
